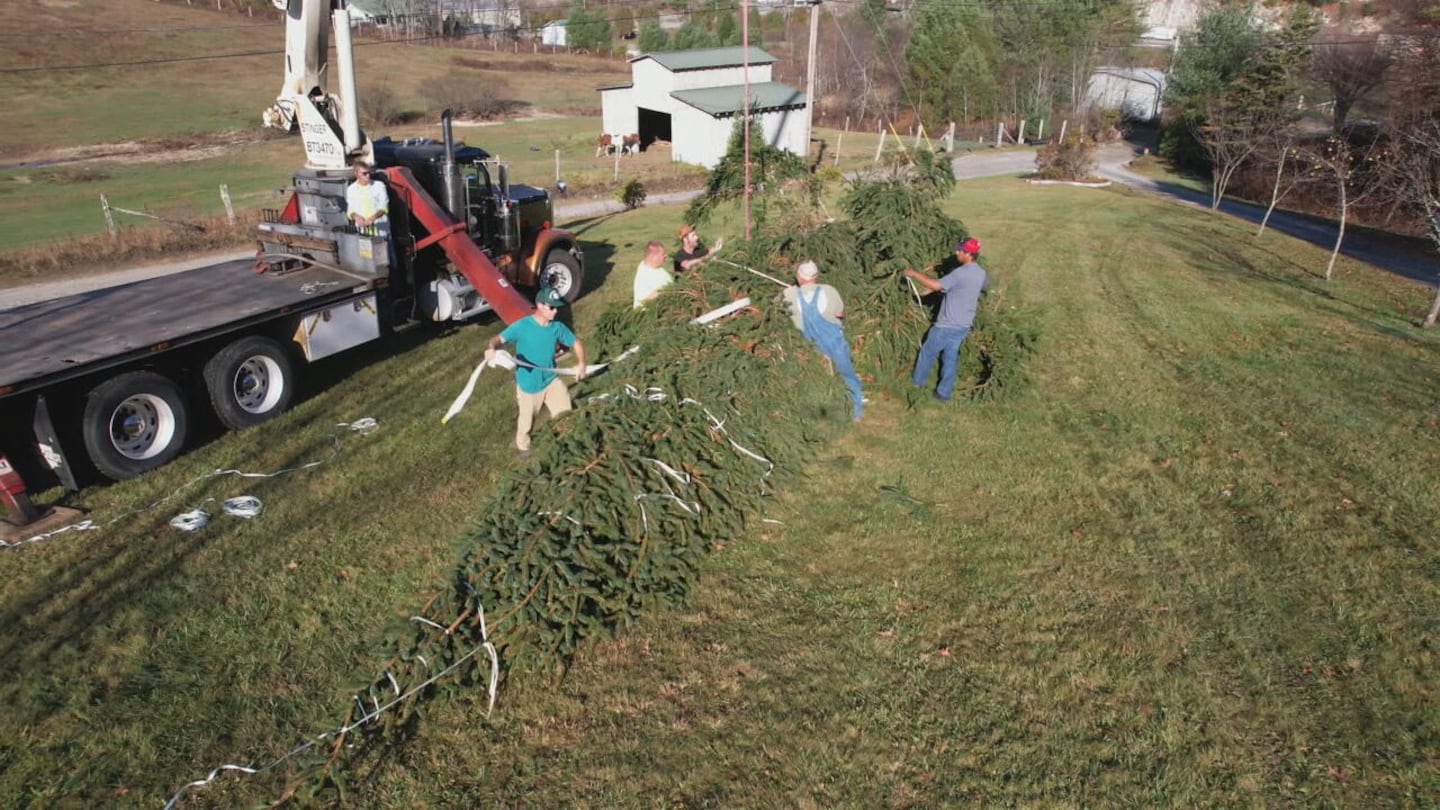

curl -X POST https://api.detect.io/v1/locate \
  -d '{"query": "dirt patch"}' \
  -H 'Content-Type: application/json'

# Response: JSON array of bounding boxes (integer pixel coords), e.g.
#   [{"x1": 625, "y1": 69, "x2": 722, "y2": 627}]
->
[
  {"x1": 452, "y1": 110, "x2": 573, "y2": 127},
  {"x1": 453, "y1": 56, "x2": 589, "y2": 74},
  {"x1": 1, "y1": 130, "x2": 271, "y2": 171}
]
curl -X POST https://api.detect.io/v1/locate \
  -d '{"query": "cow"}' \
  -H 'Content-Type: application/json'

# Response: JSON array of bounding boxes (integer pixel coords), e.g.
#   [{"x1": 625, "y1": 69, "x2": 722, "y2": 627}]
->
[
  {"x1": 621, "y1": 133, "x2": 641, "y2": 156},
  {"x1": 595, "y1": 133, "x2": 614, "y2": 158}
]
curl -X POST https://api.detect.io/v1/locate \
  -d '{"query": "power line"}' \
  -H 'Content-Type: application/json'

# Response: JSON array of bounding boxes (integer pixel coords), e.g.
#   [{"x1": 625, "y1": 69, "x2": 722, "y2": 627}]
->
[
  {"x1": 0, "y1": 3, "x2": 757, "y2": 74},
  {"x1": 0, "y1": 22, "x2": 275, "y2": 38},
  {"x1": 3, "y1": 1, "x2": 1421, "y2": 75}
]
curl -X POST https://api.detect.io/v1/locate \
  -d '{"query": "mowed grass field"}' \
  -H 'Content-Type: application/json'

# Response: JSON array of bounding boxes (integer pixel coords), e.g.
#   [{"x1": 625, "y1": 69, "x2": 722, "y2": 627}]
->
[{"x1": 3, "y1": 177, "x2": 1438, "y2": 806}]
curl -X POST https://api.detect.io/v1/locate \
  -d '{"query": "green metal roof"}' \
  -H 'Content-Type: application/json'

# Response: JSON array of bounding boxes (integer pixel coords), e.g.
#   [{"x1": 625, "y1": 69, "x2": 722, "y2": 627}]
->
[
  {"x1": 670, "y1": 82, "x2": 806, "y2": 116},
  {"x1": 638, "y1": 46, "x2": 777, "y2": 72}
]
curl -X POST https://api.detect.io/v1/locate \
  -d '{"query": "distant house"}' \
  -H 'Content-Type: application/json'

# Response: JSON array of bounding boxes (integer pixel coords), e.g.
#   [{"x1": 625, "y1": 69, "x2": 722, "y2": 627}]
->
[
  {"x1": 347, "y1": 4, "x2": 377, "y2": 25},
  {"x1": 345, "y1": 0, "x2": 386, "y2": 24},
  {"x1": 597, "y1": 46, "x2": 809, "y2": 169},
  {"x1": 441, "y1": 0, "x2": 521, "y2": 32},
  {"x1": 540, "y1": 19, "x2": 568, "y2": 47},
  {"x1": 1084, "y1": 67, "x2": 1167, "y2": 122},
  {"x1": 348, "y1": 0, "x2": 418, "y2": 26}
]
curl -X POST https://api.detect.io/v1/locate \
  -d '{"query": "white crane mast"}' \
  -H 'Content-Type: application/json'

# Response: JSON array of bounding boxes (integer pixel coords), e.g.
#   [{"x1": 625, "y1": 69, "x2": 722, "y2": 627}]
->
[{"x1": 262, "y1": 0, "x2": 371, "y2": 171}]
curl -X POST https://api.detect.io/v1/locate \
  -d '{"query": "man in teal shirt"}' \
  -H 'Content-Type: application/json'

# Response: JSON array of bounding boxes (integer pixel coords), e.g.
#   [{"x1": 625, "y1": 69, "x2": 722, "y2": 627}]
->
[{"x1": 484, "y1": 287, "x2": 588, "y2": 458}]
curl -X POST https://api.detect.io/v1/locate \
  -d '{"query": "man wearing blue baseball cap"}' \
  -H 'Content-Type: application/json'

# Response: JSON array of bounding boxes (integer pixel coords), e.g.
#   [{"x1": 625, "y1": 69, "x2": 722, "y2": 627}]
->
[
  {"x1": 485, "y1": 286, "x2": 588, "y2": 459},
  {"x1": 904, "y1": 237, "x2": 988, "y2": 402}
]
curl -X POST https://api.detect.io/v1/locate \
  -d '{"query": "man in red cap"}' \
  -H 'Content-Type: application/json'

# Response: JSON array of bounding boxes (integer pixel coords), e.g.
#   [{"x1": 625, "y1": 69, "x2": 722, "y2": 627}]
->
[{"x1": 904, "y1": 237, "x2": 989, "y2": 402}]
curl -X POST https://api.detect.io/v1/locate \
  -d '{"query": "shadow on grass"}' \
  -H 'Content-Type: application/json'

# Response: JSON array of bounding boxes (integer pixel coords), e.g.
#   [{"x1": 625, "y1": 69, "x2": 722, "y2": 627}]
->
[{"x1": 1135, "y1": 218, "x2": 1440, "y2": 373}]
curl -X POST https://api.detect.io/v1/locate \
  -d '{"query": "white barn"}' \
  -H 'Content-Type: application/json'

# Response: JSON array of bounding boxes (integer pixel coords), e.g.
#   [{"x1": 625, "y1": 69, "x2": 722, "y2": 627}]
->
[
  {"x1": 598, "y1": 46, "x2": 809, "y2": 169},
  {"x1": 1084, "y1": 67, "x2": 1167, "y2": 122},
  {"x1": 540, "y1": 19, "x2": 568, "y2": 47}
]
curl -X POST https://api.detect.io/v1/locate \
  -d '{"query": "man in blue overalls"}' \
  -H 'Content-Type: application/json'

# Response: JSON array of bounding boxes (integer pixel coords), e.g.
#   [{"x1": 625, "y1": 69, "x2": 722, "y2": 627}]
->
[{"x1": 782, "y1": 260, "x2": 865, "y2": 422}]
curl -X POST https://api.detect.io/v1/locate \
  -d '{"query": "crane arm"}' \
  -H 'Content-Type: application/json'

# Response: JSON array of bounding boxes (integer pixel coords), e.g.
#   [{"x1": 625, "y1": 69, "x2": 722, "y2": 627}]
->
[{"x1": 263, "y1": 0, "x2": 370, "y2": 171}]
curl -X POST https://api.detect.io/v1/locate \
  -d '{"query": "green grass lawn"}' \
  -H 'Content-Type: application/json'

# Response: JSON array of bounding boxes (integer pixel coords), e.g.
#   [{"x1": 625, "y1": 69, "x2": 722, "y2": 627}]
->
[{"x1": 3, "y1": 178, "x2": 1437, "y2": 806}]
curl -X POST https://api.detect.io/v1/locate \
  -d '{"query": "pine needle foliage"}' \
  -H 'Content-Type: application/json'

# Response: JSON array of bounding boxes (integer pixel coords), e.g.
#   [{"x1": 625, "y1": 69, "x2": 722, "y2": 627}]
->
[
  {"x1": 726, "y1": 147, "x2": 1038, "y2": 396},
  {"x1": 684, "y1": 116, "x2": 815, "y2": 225}
]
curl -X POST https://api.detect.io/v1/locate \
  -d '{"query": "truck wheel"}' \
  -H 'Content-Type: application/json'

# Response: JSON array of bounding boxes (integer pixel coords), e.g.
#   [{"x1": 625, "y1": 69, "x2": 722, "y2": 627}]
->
[
  {"x1": 204, "y1": 336, "x2": 296, "y2": 430},
  {"x1": 540, "y1": 249, "x2": 584, "y2": 303},
  {"x1": 82, "y1": 372, "x2": 190, "y2": 481}
]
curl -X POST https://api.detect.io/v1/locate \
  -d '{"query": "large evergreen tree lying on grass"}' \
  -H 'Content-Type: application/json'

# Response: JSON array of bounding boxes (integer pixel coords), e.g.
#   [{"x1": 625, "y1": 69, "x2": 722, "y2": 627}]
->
[{"x1": 279, "y1": 142, "x2": 1037, "y2": 802}]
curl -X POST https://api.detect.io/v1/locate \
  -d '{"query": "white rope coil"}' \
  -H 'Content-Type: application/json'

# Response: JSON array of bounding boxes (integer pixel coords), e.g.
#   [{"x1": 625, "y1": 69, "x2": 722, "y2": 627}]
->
[
  {"x1": 168, "y1": 509, "x2": 210, "y2": 532},
  {"x1": 222, "y1": 496, "x2": 263, "y2": 519}
]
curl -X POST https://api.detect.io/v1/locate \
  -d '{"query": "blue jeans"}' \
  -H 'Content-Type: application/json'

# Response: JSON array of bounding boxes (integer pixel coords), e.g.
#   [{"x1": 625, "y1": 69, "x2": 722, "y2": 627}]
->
[
  {"x1": 800, "y1": 293, "x2": 864, "y2": 420},
  {"x1": 911, "y1": 326, "x2": 970, "y2": 400}
]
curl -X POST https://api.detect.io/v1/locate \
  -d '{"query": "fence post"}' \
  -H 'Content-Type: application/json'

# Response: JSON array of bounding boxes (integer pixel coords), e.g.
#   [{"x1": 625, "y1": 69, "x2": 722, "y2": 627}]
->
[
  {"x1": 555, "y1": 149, "x2": 561, "y2": 183},
  {"x1": 995, "y1": 120, "x2": 1004, "y2": 147},
  {"x1": 1018, "y1": 119, "x2": 1026, "y2": 144},
  {"x1": 874, "y1": 123, "x2": 886, "y2": 163},
  {"x1": 101, "y1": 194, "x2": 117, "y2": 241},
  {"x1": 833, "y1": 130, "x2": 843, "y2": 167},
  {"x1": 1058, "y1": 120, "x2": 1068, "y2": 145},
  {"x1": 220, "y1": 184, "x2": 236, "y2": 225},
  {"x1": 1037, "y1": 119, "x2": 1046, "y2": 141}
]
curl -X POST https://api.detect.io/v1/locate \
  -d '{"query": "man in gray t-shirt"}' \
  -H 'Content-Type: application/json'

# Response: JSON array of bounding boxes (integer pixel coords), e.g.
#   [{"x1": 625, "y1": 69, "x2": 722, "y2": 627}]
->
[{"x1": 904, "y1": 237, "x2": 989, "y2": 402}]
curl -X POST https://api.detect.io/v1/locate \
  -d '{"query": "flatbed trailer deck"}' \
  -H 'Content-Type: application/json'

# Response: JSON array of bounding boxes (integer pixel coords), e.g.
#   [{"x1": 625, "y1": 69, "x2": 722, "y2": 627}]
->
[
  {"x1": 0, "y1": 259, "x2": 370, "y2": 396},
  {"x1": 0, "y1": 257, "x2": 399, "y2": 488}
]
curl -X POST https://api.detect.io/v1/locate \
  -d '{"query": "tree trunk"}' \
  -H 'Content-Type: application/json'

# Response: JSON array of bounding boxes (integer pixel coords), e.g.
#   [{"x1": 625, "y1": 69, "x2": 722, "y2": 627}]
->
[
  {"x1": 1332, "y1": 98, "x2": 1353, "y2": 133},
  {"x1": 1424, "y1": 280, "x2": 1440, "y2": 328},
  {"x1": 1257, "y1": 150, "x2": 1286, "y2": 237},
  {"x1": 1325, "y1": 180, "x2": 1348, "y2": 281},
  {"x1": 1213, "y1": 160, "x2": 1244, "y2": 211}
]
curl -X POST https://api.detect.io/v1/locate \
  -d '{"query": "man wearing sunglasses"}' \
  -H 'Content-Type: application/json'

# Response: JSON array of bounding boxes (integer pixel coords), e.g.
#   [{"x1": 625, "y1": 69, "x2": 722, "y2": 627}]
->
[{"x1": 345, "y1": 160, "x2": 390, "y2": 238}]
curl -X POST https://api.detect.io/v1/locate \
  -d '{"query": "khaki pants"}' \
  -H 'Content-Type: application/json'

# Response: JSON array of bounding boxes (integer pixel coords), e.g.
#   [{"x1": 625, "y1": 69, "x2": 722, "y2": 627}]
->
[{"x1": 515, "y1": 378, "x2": 572, "y2": 451}]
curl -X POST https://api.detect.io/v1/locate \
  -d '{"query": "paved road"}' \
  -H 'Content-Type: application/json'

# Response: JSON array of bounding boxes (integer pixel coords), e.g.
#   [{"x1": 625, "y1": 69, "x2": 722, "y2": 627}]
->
[{"x1": 1, "y1": 147, "x2": 1432, "y2": 310}]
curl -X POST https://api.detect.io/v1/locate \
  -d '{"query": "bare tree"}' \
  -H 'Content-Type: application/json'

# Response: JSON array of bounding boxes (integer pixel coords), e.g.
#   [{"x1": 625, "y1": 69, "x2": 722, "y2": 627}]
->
[
  {"x1": 1193, "y1": 100, "x2": 1269, "y2": 210},
  {"x1": 1255, "y1": 126, "x2": 1302, "y2": 237},
  {"x1": 1424, "y1": 209, "x2": 1440, "y2": 327},
  {"x1": 1185, "y1": 7, "x2": 1315, "y2": 211},
  {"x1": 1384, "y1": 31, "x2": 1440, "y2": 325},
  {"x1": 1313, "y1": 32, "x2": 1394, "y2": 132},
  {"x1": 1296, "y1": 133, "x2": 1388, "y2": 281}
]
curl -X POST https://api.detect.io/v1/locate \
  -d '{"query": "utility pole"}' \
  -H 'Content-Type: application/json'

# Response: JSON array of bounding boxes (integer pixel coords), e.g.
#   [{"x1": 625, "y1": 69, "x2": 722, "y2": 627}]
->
[
  {"x1": 802, "y1": 0, "x2": 821, "y2": 165},
  {"x1": 743, "y1": 0, "x2": 751, "y2": 239}
]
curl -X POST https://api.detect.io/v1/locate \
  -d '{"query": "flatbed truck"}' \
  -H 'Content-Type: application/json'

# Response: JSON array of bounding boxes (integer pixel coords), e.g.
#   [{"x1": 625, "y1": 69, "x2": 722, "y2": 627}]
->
[{"x1": 0, "y1": 0, "x2": 583, "y2": 533}]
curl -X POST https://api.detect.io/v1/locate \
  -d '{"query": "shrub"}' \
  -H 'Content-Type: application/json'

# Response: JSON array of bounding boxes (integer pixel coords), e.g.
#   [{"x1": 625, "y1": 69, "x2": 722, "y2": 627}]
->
[
  {"x1": 1034, "y1": 137, "x2": 1098, "y2": 180},
  {"x1": 421, "y1": 71, "x2": 519, "y2": 120},
  {"x1": 617, "y1": 178, "x2": 647, "y2": 210},
  {"x1": 360, "y1": 82, "x2": 405, "y2": 129}
]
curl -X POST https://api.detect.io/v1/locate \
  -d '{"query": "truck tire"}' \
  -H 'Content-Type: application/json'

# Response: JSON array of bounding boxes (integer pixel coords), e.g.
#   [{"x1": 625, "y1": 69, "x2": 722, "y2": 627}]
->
[
  {"x1": 540, "y1": 249, "x2": 584, "y2": 303},
  {"x1": 82, "y1": 371, "x2": 190, "y2": 481},
  {"x1": 204, "y1": 336, "x2": 296, "y2": 430}
]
